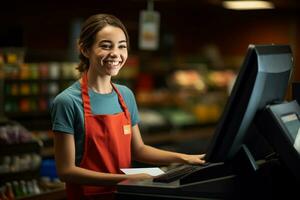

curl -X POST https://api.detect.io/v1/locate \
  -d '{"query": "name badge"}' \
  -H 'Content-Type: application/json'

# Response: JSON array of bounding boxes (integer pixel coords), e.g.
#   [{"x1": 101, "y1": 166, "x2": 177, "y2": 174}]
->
[{"x1": 123, "y1": 125, "x2": 131, "y2": 135}]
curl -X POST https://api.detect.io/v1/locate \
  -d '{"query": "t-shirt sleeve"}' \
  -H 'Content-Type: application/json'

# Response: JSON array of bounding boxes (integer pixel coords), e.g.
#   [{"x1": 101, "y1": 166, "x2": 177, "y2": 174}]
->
[
  {"x1": 50, "y1": 93, "x2": 75, "y2": 134},
  {"x1": 129, "y1": 90, "x2": 140, "y2": 126}
]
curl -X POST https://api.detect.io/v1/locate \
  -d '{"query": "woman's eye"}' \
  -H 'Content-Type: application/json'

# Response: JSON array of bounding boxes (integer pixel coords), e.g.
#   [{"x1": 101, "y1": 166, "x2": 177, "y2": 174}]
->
[
  {"x1": 119, "y1": 45, "x2": 127, "y2": 49},
  {"x1": 100, "y1": 44, "x2": 111, "y2": 49}
]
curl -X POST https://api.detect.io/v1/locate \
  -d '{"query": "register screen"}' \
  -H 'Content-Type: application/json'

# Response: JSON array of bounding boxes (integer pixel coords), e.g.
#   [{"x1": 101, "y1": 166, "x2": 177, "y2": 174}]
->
[{"x1": 281, "y1": 113, "x2": 300, "y2": 154}]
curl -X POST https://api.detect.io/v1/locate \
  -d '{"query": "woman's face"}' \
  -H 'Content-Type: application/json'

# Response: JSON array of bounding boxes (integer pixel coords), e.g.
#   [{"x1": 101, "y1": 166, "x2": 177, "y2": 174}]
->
[{"x1": 87, "y1": 25, "x2": 128, "y2": 76}]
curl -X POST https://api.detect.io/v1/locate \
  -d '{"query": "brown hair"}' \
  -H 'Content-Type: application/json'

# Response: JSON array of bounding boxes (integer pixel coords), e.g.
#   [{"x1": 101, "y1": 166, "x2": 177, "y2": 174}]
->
[{"x1": 77, "y1": 14, "x2": 130, "y2": 73}]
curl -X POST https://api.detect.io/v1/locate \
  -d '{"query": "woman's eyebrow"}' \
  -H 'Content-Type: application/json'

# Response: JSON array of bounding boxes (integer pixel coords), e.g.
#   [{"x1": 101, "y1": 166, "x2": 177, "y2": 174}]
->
[
  {"x1": 99, "y1": 40, "x2": 126, "y2": 44},
  {"x1": 99, "y1": 40, "x2": 112, "y2": 43}
]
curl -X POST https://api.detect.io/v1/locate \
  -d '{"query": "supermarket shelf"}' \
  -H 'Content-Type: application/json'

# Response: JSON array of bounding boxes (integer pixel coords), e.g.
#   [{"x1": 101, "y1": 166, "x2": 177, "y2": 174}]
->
[
  {"x1": 142, "y1": 126, "x2": 214, "y2": 145},
  {"x1": 17, "y1": 188, "x2": 66, "y2": 200},
  {"x1": 0, "y1": 170, "x2": 40, "y2": 184},
  {"x1": 5, "y1": 112, "x2": 50, "y2": 118},
  {"x1": 0, "y1": 140, "x2": 42, "y2": 156}
]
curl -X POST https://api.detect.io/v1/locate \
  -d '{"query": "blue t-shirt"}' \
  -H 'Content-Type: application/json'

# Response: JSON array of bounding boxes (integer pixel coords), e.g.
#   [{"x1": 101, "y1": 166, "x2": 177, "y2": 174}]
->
[{"x1": 50, "y1": 81, "x2": 140, "y2": 165}]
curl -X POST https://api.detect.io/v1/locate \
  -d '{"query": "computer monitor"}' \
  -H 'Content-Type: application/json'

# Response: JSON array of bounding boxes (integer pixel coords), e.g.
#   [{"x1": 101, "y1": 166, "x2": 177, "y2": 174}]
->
[
  {"x1": 205, "y1": 44, "x2": 293, "y2": 163},
  {"x1": 256, "y1": 100, "x2": 300, "y2": 181}
]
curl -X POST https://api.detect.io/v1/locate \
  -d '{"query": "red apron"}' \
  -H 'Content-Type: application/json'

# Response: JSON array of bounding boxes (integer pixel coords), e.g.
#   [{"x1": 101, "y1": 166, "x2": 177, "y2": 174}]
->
[{"x1": 66, "y1": 73, "x2": 132, "y2": 200}]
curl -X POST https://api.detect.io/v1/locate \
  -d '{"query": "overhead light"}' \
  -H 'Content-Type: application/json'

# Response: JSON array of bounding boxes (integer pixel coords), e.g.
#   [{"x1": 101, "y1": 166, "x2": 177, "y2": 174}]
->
[{"x1": 222, "y1": 0, "x2": 275, "y2": 10}]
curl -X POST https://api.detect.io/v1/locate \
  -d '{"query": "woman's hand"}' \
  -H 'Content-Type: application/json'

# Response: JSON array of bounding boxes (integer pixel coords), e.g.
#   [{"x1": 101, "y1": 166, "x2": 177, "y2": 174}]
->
[{"x1": 182, "y1": 154, "x2": 206, "y2": 165}]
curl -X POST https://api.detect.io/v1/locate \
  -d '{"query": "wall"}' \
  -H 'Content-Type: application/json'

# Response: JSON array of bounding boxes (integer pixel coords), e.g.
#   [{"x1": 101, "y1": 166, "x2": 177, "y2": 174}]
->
[{"x1": 1, "y1": 0, "x2": 299, "y2": 81}]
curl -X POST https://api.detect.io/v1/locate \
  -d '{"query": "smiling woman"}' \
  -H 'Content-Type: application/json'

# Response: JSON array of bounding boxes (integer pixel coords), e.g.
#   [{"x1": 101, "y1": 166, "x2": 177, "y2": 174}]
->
[
  {"x1": 50, "y1": 13, "x2": 206, "y2": 200},
  {"x1": 85, "y1": 25, "x2": 128, "y2": 79}
]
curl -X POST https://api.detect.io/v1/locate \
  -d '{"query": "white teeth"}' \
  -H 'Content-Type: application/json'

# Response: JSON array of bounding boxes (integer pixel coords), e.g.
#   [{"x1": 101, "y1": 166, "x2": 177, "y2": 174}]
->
[{"x1": 107, "y1": 61, "x2": 119, "y2": 66}]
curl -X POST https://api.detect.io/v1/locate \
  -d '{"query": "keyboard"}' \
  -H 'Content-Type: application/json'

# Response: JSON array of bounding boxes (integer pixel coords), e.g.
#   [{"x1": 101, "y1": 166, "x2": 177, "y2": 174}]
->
[{"x1": 153, "y1": 164, "x2": 206, "y2": 183}]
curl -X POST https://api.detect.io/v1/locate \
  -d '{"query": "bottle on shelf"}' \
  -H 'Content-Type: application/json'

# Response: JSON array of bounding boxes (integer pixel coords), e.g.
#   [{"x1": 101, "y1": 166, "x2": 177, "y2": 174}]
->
[{"x1": 4, "y1": 182, "x2": 15, "y2": 200}]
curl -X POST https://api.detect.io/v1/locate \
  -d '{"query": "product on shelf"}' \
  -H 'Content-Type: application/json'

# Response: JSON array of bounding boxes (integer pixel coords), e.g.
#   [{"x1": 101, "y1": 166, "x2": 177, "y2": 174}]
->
[
  {"x1": 0, "y1": 47, "x2": 25, "y2": 65},
  {"x1": 0, "y1": 122, "x2": 33, "y2": 144},
  {"x1": 207, "y1": 70, "x2": 236, "y2": 89},
  {"x1": 3, "y1": 62, "x2": 79, "y2": 116},
  {"x1": 0, "y1": 120, "x2": 64, "y2": 200},
  {"x1": 159, "y1": 108, "x2": 198, "y2": 127},
  {"x1": 61, "y1": 62, "x2": 78, "y2": 79},
  {"x1": 139, "y1": 109, "x2": 167, "y2": 126},
  {"x1": 0, "y1": 153, "x2": 41, "y2": 174},
  {"x1": 193, "y1": 103, "x2": 222, "y2": 124},
  {"x1": 0, "y1": 179, "x2": 48, "y2": 199},
  {"x1": 169, "y1": 69, "x2": 206, "y2": 92},
  {"x1": 48, "y1": 63, "x2": 60, "y2": 79}
]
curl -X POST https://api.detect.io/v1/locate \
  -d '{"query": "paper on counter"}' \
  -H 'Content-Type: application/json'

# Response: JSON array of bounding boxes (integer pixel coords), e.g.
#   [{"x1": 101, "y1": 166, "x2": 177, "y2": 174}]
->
[{"x1": 120, "y1": 167, "x2": 165, "y2": 176}]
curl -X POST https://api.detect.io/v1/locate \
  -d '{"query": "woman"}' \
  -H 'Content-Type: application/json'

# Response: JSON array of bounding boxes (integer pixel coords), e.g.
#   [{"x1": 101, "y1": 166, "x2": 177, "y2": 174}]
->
[{"x1": 51, "y1": 14, "x2": 205, "y2": 200}]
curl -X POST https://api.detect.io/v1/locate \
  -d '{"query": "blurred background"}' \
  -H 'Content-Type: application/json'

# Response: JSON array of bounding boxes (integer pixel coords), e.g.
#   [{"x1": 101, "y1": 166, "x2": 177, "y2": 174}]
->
[{"x1": 0, "y1": 0, "x2": 300, "y2": 199}]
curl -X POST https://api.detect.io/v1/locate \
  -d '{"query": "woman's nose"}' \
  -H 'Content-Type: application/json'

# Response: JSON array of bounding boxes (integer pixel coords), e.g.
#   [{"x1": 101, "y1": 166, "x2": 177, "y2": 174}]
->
[
  {"x1": 109, "y1": 48, "x2": 119, "y2": 57},
  {"x1": 109, "y1": 52, "x2": 117, "y2": 58}
]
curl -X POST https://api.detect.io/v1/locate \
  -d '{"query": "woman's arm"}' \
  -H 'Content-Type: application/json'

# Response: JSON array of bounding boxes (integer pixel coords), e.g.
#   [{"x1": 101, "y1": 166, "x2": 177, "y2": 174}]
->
[
  {"x1": 131, "y1": 125, "x2": 206, "y2": 165},
  {"x1": 53, "y1": 131, "x2": 151, "y2": 186}
]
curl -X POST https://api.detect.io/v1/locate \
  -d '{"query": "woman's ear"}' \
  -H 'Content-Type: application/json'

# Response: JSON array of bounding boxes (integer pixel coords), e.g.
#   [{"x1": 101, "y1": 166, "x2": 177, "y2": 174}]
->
[{"x1": 78, "y1": 43, "x2": 89, "y2": 58}]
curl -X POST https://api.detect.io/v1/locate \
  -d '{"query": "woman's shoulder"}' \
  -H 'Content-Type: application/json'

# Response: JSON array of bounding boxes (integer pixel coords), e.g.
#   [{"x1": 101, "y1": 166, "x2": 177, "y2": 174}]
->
[{"x1": 53, "y1": 81, "x2": 81, "y2": 104}]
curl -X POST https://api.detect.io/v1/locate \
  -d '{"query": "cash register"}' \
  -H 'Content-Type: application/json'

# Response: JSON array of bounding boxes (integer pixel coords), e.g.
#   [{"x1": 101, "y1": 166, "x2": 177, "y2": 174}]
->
[{"x1": 116, "y1": 44, "x2": 299, "y2": 199}]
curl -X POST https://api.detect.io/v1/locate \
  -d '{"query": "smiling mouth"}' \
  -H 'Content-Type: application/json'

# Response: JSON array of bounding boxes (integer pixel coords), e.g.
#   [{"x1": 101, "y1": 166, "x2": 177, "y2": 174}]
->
[{"x1": 105, "y1": 60, "x2": 121, "y2": 66}]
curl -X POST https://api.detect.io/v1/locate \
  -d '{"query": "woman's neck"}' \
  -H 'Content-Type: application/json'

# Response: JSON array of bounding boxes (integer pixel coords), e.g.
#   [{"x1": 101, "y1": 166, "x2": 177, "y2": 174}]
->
[{"x1": 86, "y1": 70, "x2": 113, "y2": 94}]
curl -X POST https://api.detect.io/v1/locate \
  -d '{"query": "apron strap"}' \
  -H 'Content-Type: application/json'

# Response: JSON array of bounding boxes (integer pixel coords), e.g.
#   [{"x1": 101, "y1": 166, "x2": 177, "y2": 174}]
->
[
  {"x1": 81, "y1": 72, "x2": 93, "y2": 116},
  {"x1": 112, "y1": 83, "x2": 131, "y2": 121}
]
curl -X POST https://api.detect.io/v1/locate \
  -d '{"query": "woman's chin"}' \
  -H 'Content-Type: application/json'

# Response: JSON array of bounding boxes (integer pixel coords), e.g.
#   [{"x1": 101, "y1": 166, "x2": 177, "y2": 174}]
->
[{"x1": 108, "y1": 69, "x2": 121, "y2": 76}]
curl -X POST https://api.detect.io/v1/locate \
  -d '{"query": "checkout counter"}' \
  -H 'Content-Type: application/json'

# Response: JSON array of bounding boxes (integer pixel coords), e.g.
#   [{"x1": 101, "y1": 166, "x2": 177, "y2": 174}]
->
[{"x1": 116, "y1": 101, "x2": 300, "y2": 200}]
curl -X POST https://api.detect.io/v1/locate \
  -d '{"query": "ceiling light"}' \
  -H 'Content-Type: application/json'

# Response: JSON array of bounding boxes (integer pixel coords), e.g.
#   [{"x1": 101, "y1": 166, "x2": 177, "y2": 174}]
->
[{"x1": 222, "y1": 0, "x2": 275, "y2": 10}]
